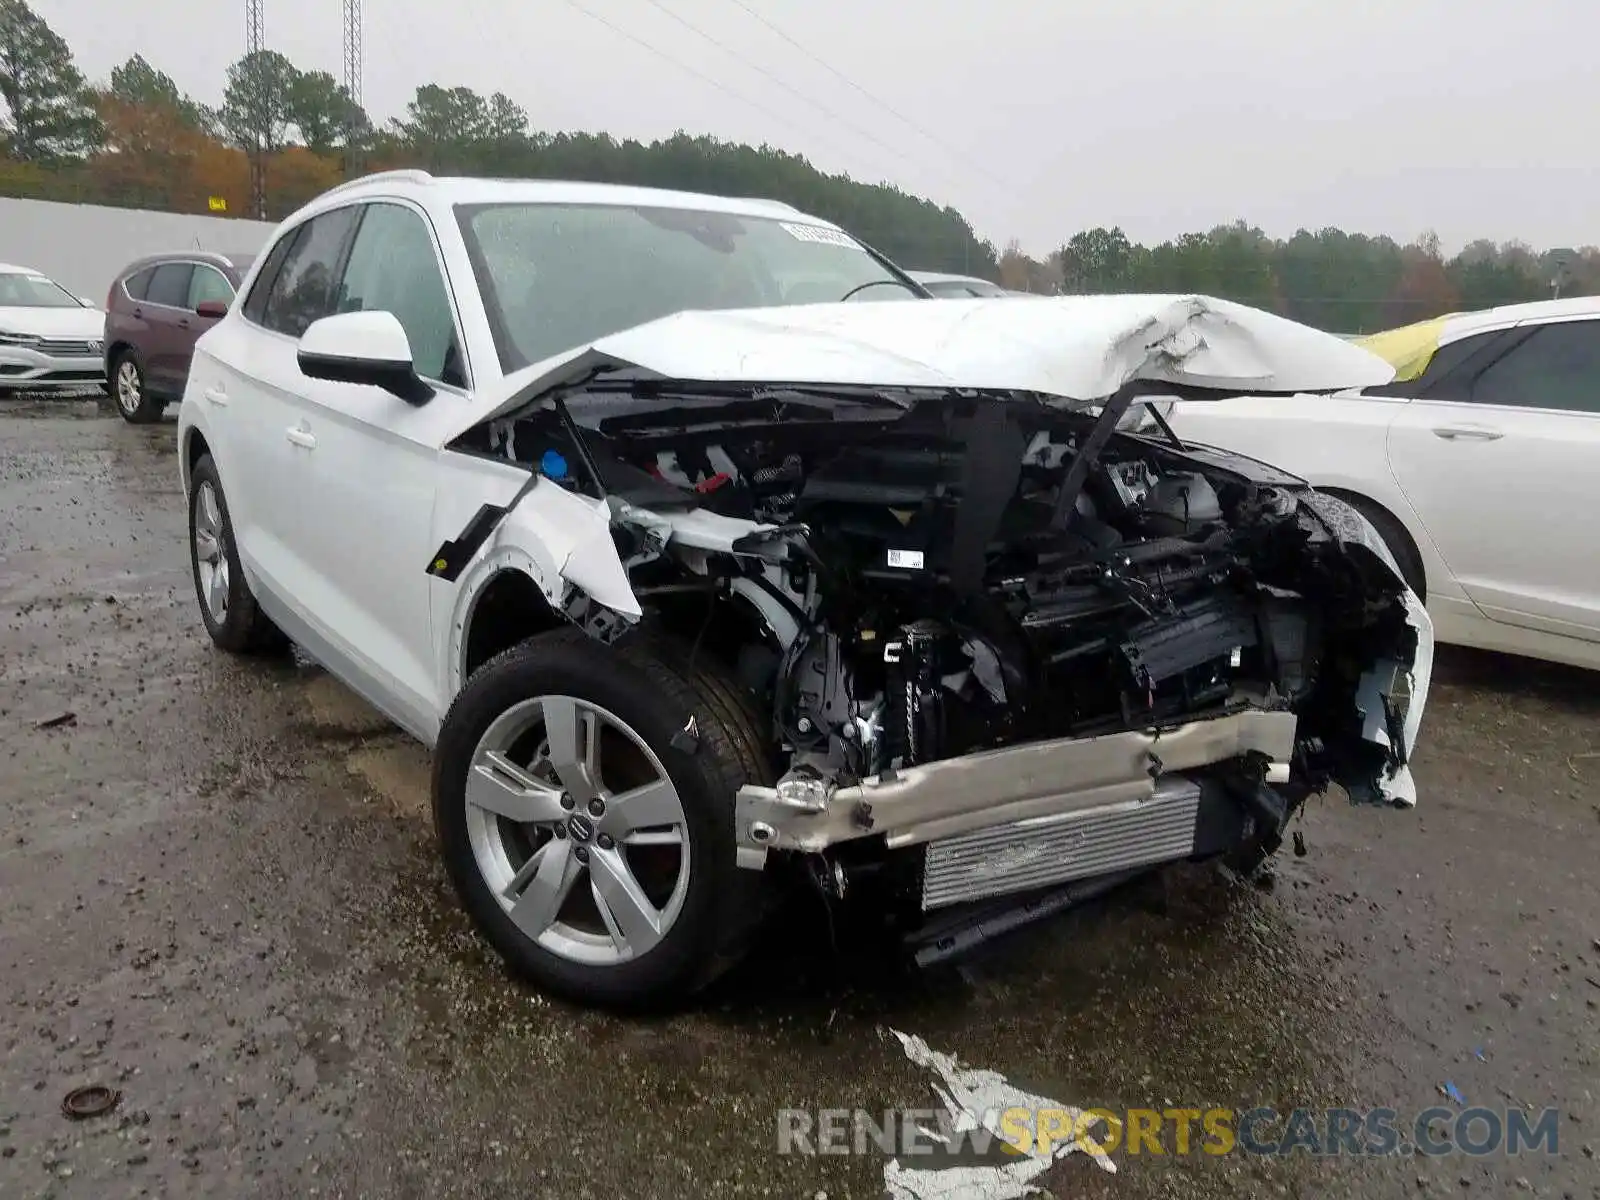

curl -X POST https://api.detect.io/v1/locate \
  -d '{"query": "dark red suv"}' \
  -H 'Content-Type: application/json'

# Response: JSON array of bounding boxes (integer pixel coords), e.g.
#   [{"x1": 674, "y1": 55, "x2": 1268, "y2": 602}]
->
[{"x1": 103, "y1": 251, "x2": 255, "y2": 423}]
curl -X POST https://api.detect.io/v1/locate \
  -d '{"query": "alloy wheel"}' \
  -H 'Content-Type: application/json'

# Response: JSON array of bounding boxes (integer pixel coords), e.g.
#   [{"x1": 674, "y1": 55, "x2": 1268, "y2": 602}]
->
[
  {"x1": 115, "y1": 360, "x2": 142, "y2": 417},
  {"x1": 463, "y1": 695, "x2": 691, "y2": 967},
  {"x1": 192, "y1": 481, "x2": 230, "y2": 624}
]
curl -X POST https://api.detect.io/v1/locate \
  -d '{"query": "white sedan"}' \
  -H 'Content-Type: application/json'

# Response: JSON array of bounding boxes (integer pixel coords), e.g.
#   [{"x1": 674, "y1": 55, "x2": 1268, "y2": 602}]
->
[
  {"x1": 177, "y1": 172, "x2": 1430, "y2": 1007},
  {"x1": 907, "y1": 269, "x2": 1016, "y2": 298},
  {"x1": 0, "y1": 262, "x2": 107, "y2": 394},
  {"x1": 1164, "y1": 298, "x2": 1600, "y2": 673}
]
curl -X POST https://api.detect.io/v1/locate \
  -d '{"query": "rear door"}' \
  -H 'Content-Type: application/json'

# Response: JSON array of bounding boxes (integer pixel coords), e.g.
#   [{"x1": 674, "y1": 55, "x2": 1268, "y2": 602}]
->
[
  {"x1": 283, "y1": 198, "x2": 476, "y2": 738},
  {"x1": 1386, "y1": 316, "x2": 1600, "y2": 642},
  {"x1": 106, "y1": 266, "x2": 154, "y2": 371},
  {"x1": 197, "y1": 207, "x2": 361, "y2": 627},
  {"x1": 139, "y1": 262, "x2": 195, "y2": 395}
]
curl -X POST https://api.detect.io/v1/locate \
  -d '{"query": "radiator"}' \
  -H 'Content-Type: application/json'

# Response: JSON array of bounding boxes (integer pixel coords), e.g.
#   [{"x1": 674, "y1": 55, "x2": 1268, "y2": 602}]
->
[{"x1": 920, "y1": 775, "x2": 1203, "y2": 910}]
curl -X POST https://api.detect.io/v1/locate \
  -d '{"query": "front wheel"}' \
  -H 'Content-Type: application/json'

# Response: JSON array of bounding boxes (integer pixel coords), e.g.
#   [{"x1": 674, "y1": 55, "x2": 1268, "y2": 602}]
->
[{"x1": 433, "y1": 630, "x2": 774, "y2": 1009}]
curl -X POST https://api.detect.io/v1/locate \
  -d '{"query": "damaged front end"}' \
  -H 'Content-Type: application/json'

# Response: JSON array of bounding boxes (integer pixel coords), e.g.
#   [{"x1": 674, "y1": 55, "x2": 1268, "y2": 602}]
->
[
  {"x1": 431, "y1": 297, "x2": 1427, "y2": 947},
  {"x1": 437, "y1": 368, "x2": 1430, "y2": 935}
]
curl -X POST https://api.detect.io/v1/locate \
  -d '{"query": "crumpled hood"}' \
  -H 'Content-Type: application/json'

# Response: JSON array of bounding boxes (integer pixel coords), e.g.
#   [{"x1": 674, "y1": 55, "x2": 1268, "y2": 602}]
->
[{"x1": 458, "y1": 293, "x2": 1396, "y2": 436}]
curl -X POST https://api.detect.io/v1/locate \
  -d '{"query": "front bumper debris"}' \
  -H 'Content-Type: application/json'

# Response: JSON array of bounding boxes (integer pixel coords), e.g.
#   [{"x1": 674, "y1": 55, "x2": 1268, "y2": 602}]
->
[{"x1": 733, "y1": 707, "x2": 1298, "y2": 869}]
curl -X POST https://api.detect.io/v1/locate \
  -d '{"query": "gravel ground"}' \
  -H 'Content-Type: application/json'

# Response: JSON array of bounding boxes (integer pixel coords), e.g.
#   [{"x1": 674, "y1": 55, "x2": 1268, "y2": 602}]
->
[{"x1": 2, "y1": 398, "x2": 1596, "y2": 1199}]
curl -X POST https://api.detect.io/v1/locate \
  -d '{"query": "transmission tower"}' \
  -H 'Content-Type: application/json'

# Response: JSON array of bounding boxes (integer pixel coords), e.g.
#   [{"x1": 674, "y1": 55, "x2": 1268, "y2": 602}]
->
[
  {"x1": 341, "y1": 0, "x2": 363, "y2": 178},
  {"x1": 246, "y1": 0, "x2": 266, "y2": 218}
]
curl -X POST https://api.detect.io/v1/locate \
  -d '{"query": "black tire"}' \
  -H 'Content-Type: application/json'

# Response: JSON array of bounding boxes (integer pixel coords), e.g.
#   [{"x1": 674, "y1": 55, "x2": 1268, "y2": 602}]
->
[
  {"x1": 433, "y1": 628, "x2": 776, "y2": 1010},
  {"x1": 110, "y1": 350, "x2": 164, "y2": 424},
  {"x1": 1326, "y1": 491, "x2": 1426, "y2": 602},
  {"x1": 187, "y1": 454, "x2": 287, "y2": 654}
]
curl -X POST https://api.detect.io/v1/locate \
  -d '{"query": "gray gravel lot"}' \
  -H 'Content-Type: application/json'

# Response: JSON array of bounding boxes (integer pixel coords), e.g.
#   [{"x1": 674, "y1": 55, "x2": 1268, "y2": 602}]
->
[{"x1": 2, "y1": 397, "x2": 1597, "y2": 1199}]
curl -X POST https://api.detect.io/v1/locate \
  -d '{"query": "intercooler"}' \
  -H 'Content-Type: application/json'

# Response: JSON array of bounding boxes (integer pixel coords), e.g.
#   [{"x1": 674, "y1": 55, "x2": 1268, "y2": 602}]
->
[{"x1": 919, "y1": 775, "x2": 1203, "y2": 909}]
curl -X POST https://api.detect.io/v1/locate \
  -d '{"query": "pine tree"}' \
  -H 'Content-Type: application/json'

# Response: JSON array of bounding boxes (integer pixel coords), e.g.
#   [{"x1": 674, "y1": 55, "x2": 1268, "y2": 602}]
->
[{"x1": 0, "y1": 0, "x2": 102, "y2": 162}]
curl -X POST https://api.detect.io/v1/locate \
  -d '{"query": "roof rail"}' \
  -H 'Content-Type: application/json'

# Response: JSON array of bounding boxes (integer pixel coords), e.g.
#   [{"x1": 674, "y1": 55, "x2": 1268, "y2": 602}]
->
[{"x1": 320, "y1": 168, "x2": 435, "y2": 198}]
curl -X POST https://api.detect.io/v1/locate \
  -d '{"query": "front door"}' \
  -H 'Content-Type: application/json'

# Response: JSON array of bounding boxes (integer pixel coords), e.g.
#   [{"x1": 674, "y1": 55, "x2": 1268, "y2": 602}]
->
[
  {"x1": 285, "y1": 199, "x2": 477, "y2": 740},
  {"x1": 1386, "y1": 316, "x2": 1600, "y2": 643},
  {"x1": 180, "y1": 263, "x2": 235, "y2": 385}
]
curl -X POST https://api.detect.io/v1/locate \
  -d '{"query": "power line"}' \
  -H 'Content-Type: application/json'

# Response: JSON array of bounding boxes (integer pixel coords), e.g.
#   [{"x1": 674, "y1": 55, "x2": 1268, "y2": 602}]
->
[
  {"x1": 555, "y1": 0, "x2": 887, "y2": 183},
  {"x1": 718, "y1": 0, "x2": 997, "y2": 183},
  {"x1": 632, "y1": 0, "x2": 957, "y2": 186}
]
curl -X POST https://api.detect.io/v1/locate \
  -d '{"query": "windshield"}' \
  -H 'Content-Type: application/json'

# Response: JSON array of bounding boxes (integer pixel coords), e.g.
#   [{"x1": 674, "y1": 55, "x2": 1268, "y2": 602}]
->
[
  {"x1": 456, "y1": 203, "x2": 920, "y2": 372},
  {"x1": 0, "y1": 272, "x2": 82, "y2": 309}
]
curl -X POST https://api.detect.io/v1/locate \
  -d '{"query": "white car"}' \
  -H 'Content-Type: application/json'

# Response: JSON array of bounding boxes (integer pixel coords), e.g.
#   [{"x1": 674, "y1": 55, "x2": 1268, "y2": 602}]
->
[
  {"x1": 0, "y1": 263, "x2": 107, "y2": 395},
  {"x1": 177, "y1": 172, "x2": 1431, "y2": 1007},
  {"x1": 908, "y1": 270, "x2": 1016, "y2": 298},
  {"x1": 1163, "y1": 298, "x2": 1600, "y2": 673}
]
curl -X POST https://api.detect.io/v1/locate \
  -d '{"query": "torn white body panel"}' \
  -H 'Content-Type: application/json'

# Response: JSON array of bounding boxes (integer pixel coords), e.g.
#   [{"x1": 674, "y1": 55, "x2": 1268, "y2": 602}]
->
[
  {"x1": 1299, "y1": 491, "x2": 1434, "y2": 806},
  {"x1": 449, "y1": 293, "x2": 1396, "y2": 439},
  {"x1": 885, "y1": 1029, "x2": 1114, "y2": 1200},
  {"x1": 608, "y1": 498, "x2": 782, "y2": 557}
]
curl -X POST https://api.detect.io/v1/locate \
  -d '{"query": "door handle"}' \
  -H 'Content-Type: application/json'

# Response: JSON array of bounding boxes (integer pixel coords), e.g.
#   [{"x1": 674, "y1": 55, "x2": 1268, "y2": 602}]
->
[
  {"x1": 132, "y1": 307, "x2": 143, "y2": 319},
  {"x1": 203, "y1": 386, "x2": 228, "y2": 407},
  {"x1": 285, "y1": 426, "x2": 317, "y2": 450},
  {"x1": 178, "y1": 318, "x2": 191, "y2": 329},
  {"x1": 1431, "y1": 424, "x2": 1503, "y2": 441}
]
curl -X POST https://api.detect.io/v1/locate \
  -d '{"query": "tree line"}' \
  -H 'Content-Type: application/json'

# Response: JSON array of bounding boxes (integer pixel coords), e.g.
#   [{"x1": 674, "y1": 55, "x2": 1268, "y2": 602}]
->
[{"x1": 2, "y1": 0, "x2": 1592, "y2": 331}]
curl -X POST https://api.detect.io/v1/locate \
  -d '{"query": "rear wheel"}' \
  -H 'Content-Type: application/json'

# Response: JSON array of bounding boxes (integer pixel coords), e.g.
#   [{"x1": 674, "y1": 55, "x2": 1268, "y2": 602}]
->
[
  {"x1": 188, "y1": 454, "x2": 286, "y2": 654},
  {"x1": 111, "y1": 351, "x2": 164, "y2": 424},
  {"x1": 433, "y1": 630, "x2": 774, "y2": 1009}
]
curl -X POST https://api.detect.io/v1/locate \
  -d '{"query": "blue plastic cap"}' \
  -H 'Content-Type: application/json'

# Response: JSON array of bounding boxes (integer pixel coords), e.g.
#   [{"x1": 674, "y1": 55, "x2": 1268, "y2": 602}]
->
[{"x1": 540, "y1": 449, "x2": 569, "y2": 480}]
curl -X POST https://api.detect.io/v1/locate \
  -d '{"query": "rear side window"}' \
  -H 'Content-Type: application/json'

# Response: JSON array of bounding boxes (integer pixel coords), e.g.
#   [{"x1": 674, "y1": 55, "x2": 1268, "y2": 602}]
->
[
  {"x1": 145, "y1": 263, "x2": 194, "y2": 309},
  {"x1": 1468, "y1": 320, "x2": 1600, "y2": 414},
  {"x1": 122, "y1": 267, "x2": 155, "y2": 301},
  {"x1": 258, "y1": 207, "x2": 359, "y2": 338}
]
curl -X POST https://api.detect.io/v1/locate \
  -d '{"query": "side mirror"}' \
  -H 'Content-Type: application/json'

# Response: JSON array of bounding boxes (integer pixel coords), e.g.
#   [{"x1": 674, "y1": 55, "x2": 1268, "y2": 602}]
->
[
  {"x1": 195, "y1": 299, "x2": 229, "y2": 319},
  {"x1": 296, "y1": 311, "x2": 434, "y2": 405}
]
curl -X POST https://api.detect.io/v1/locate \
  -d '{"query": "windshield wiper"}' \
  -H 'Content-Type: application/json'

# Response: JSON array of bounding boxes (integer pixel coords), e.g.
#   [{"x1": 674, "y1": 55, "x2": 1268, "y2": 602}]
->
[{"x1": 837, "y1": 278, "x2": 914, "y2": 302}]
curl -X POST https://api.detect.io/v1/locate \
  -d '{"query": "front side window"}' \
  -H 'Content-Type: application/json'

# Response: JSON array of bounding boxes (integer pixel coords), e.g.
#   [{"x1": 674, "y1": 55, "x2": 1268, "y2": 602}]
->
[
  {"x1": 258, "y1": 206, "x2": 359, "y2": 338},
  {"x1": 144, "y1": 263, "x2": 194, "y2": 309},
  {"x1": 188, "y1": 265, "x2": 235, "y2": 309},
  {"x1": 0, "y1": 271, "x2": 83, "y2": 308},
  {"x1": 455, "y1": 203, "x2": 918, "y2": 372},
  {"x1": 241, "y1": 236, "x2": 295, "y2": 325},
  {"x1": 338, "y1": 203, "x2": 464, "y2": 385},
  {"x1": 1468, "y1": 320, "x2": 1600, "y2": 414}
]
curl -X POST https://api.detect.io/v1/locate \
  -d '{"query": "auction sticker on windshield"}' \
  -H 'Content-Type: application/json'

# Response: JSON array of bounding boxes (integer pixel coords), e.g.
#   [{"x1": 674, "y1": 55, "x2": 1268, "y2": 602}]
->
[{"x1": 780, "y1": 222, "x2": 866, "y2": 250}]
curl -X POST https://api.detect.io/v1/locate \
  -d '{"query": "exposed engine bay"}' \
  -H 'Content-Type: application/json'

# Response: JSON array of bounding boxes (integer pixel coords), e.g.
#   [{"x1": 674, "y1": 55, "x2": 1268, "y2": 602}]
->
[{"x1": 442, "y1": 375, "x2": 1428, "y2": 931}]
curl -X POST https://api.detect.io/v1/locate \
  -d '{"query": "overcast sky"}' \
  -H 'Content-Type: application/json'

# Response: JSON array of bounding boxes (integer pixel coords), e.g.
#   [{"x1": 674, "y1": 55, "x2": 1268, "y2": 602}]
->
[{"x1": 34, "y1": 0, "x2": 1599, "y2": 257}]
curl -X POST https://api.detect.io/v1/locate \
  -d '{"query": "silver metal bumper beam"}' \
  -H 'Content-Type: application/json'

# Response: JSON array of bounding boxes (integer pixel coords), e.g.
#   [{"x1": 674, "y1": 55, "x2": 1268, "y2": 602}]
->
[{"x1": 733, "y1": 708, "x2": 1298, "y2": 869}]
